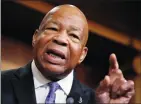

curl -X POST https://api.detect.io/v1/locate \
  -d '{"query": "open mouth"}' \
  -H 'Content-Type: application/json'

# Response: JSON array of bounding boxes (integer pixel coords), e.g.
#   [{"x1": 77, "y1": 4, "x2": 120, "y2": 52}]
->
[{"x1": 46, "y1": 49, "x2": 65, "y2": 60}]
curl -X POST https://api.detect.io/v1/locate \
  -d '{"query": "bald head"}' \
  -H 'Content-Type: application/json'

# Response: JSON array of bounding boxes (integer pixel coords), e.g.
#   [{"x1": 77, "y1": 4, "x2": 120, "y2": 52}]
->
[{"x1": 39, "y1": 4, "x2": 88, "y2": 46}]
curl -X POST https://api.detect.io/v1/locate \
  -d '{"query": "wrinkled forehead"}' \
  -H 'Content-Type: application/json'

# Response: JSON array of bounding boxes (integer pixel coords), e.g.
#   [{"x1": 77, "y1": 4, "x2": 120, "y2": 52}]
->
[
  {"x1": 49, "y1": 13, "x2": 85, "y2": 29},
  {"x1": 39, "y1": 5, "x2": 88, "y2": 29}
]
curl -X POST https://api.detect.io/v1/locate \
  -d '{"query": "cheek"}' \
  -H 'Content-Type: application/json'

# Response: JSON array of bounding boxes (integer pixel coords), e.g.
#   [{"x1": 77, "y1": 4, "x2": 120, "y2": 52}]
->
[
  {"x1": 69, "y1": 44, "x2": 82, "y2": 65},
  {"x1": 35, "y1": 34, "x2": 52, "y2": 51},
  {"x1": 34, "y1": 35, "x2": 49, "y2": 58}
]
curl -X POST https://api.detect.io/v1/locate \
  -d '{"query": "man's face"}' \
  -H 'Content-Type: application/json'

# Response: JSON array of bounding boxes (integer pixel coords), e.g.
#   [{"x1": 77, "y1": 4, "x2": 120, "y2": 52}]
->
[{"x1": 33, "y1": 7, "x2": 88, "y2": 80}]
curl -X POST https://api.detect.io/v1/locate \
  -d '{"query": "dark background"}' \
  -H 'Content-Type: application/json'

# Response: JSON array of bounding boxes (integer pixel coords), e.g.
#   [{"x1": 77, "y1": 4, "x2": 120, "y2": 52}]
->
[{"x1": 2, "y1": 0, "x2": 141, "y2": 87}]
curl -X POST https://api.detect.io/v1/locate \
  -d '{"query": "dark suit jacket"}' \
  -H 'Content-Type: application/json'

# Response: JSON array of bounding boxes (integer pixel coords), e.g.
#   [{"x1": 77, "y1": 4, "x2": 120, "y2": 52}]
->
[{"x1": 1, "y1": 63, "x2": 96, "y2": 104}]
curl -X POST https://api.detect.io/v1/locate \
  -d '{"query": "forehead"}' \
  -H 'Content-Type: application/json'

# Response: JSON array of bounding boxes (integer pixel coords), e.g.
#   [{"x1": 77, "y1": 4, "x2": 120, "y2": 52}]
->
[
  {"x1": 45, "y1": 9, "x2": 86, "y2": 29},
  {"x1": 39, "y1": 6, "x2": 88, "y2": 46}
]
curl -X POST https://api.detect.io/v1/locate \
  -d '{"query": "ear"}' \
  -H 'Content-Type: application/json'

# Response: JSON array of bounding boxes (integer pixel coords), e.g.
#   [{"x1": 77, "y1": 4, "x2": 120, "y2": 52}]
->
[
  {"x1": 32, "y1": 29, "x2": 39, "y2": 47},
  {"x1": 78, "y1": 47, "x2": 88, "y2": 64}
]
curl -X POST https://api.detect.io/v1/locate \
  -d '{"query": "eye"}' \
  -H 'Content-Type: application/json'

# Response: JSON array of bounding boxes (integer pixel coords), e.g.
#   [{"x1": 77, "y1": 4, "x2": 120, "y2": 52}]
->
[
  {"x1": 70, "y1": 33, "x2": 80, "y2": 40},
  {"x1": 46, "y1": 27, "x2": 58, "y2": 31}
]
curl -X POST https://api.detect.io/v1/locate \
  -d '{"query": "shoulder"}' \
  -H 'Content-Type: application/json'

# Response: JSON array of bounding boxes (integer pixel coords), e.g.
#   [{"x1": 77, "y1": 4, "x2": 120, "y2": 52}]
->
[
  {"x1": 2, "y1": 62, "x2": 32, "y2": 80},
  {"x1": 1, "y1": 68, "x2": 21, "y2": 95},
  {"x1": 1, "y1": 64, "x2": 31, "y2": 92},
  {"x1": 1, "y1": 68, "x2": 22, "y2": 85},
  {"x1": 2, "y1": 69, "x2": 18, "y2": 80}
]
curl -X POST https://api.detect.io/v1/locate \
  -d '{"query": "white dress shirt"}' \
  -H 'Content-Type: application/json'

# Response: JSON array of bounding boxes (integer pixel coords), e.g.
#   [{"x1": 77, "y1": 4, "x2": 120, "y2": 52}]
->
[{"x1": 31, "y1": 60, "x2": 74, "y2": 103}]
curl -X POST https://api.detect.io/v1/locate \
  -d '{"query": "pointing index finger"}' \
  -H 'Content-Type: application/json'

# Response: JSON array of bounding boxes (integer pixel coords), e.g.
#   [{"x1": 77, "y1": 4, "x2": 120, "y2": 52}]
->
[
  {"x1": 109, "y1": 53, "x2": 119, "y2": 70},
  {"x1": 109, "y1": 53, "x2": 124, "y2": 83}
]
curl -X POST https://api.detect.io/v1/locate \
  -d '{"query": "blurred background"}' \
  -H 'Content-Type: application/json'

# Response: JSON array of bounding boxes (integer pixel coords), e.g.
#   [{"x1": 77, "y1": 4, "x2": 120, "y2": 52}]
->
[{"x1": 1, "y1": 0, "x2": 141, "y2": 103}]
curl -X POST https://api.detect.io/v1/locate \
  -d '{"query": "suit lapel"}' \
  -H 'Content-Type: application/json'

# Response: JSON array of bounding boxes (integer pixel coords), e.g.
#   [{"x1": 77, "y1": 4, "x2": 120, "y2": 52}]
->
[
  {"x1": 68, "y1": 73, "x2": 89, "y2": 104},
  {"x1": 11, "y1": 63, "x2": 36, "y2": 104}
]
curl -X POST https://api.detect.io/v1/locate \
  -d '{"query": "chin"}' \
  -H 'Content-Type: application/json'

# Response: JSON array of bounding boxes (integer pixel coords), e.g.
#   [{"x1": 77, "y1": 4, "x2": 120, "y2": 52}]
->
[
  {"x1": 42, "y1": 62, "x2": 66, "y2": 74},
  {"x1": 42, "y1": 64, "x2": 72, "y2": 80}
]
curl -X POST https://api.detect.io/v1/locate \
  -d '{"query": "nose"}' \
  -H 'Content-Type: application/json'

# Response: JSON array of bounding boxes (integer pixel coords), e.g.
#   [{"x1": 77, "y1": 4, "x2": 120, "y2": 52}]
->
[{"x1": 53, "y1": 31, "x2": 68, "y2": 46}]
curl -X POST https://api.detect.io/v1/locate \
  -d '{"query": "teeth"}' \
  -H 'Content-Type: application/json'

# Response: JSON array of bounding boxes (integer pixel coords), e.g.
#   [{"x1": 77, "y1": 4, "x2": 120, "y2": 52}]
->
[{"x1": 49, "y1": 53, "x2": 61, "y2": 59}]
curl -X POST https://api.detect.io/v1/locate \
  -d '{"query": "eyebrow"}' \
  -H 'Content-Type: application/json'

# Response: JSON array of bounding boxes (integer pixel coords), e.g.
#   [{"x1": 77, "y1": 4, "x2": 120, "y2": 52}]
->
[
  {"x1": 47, "y1": 20, "x2": 81, "y2": 31},
  {"x1": 69, "y1": 26, "x2": 81, "y2": 31},
  {"x1": 47, "y1": 21, "x2": 59, "y2": 25}
]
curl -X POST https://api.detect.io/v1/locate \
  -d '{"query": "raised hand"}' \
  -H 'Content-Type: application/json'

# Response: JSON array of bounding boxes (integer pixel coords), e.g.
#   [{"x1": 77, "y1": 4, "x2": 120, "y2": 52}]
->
[{"x1": 96, "y1": 53, "x2": 135, "y2": 103}]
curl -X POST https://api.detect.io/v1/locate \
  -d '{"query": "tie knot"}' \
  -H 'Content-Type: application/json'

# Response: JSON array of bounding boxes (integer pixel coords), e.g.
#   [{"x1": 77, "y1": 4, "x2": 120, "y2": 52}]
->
[{"x1": 48, "y1": 82, "x2": 60, "y2": 92}]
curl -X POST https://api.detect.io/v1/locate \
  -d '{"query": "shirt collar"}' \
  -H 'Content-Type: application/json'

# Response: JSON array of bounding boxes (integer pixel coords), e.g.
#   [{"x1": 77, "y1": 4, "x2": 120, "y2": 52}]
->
[
  {"x1": 31, "y1": 60, "x2": 51, "y2": 89},
  {"x1": 31, "y1": 60, "x2": 74, "y2": 95},
  {"x1": 57, "y1": 69, "x2": 74, "y2": 95}
]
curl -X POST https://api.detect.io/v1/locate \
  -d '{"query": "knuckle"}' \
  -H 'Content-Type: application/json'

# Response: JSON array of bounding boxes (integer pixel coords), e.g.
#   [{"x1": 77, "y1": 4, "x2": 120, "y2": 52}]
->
[
  {"x1": 128, "y1": 80, "x2": 134, "y2": 86},
  {"x1": 120, "y1": 85, "x2": 125, "y2": 90}
]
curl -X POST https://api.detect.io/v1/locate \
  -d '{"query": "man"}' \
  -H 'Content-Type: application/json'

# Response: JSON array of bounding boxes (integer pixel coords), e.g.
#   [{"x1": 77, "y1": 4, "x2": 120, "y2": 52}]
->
[{"x1": 2, "y1": 4, "x2": 135, "y2": 104}]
